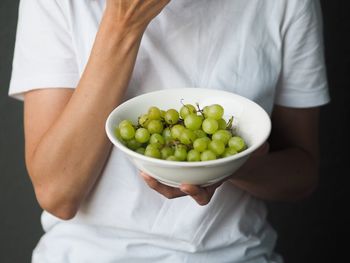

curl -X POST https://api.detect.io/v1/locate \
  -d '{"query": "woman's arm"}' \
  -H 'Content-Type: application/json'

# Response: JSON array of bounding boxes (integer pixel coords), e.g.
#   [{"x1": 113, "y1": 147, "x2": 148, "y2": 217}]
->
[
  {"x1": 24, "y1": 0, "x2": 170, "y2": 220},
  {"x1": 229, "y1": 105, "x2": 320, "y2": 202}
]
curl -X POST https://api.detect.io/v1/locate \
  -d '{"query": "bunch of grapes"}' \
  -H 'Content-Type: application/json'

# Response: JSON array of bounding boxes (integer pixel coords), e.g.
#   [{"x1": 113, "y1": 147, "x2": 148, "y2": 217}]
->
[{"x1": 114, "y1": 103, "x2": 246, "y2": 162}]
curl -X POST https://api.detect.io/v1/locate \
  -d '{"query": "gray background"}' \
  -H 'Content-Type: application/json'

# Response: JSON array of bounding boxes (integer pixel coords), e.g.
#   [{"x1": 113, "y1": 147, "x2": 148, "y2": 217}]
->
[{"x1": 0, "y1": 0, "x2": 345, "y2": 262}]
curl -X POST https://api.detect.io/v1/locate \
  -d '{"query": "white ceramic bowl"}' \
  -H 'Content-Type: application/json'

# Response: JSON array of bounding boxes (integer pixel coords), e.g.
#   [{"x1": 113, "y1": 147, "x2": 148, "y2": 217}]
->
[{"x1": 105, "y1": 88, "x2": 271, "y2": 187}]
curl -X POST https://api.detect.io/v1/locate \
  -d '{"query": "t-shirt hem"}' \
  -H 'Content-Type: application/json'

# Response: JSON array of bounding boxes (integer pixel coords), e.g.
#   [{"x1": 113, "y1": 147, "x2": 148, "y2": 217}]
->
[
  {"x1": 274, "y1": 89, "x2": 331, "y2": 108},
  {"x1": 8, "y1": 74, "x2": 79, "y2": 101}
]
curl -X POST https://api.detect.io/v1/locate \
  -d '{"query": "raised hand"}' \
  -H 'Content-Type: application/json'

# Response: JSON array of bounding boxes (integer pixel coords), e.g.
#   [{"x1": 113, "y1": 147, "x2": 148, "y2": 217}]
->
[{"x1": 105, "y1": 0, "x2": 171, "y2": 34}]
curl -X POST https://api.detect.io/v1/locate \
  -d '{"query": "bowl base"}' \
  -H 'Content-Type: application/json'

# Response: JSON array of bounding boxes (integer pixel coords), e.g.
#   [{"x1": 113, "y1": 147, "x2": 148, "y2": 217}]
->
[{"x1": 149, "y1": 173, "x2": 232, "y2": 188}]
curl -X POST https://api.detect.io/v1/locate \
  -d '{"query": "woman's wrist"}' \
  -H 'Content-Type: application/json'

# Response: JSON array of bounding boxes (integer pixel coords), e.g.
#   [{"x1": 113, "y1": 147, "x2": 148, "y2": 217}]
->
[
  {"x1": 88, "y1": 14, "x2": 142, "y2": 63},
  {"x1": 102, "y1": 4, "x2": 146, "y2": 41}
]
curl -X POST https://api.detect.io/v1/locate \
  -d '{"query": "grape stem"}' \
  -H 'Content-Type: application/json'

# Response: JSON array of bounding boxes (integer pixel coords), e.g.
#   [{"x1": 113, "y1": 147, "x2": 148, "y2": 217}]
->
[
  {"x1": 180, "y1": 99, "x2": 185, "y2": 107},
  {"x1": 137, "y1": 116, "x2": 148, "y2": 129},
  {"x1": 195, "y1": 102, "x2": 206, "y2": 118},
  {"x1": 180, "y1": 99, "x2": 202, "y2": 115},
  {"x1": 226, "y1": 116, "x2": 234, "y2": 130}
]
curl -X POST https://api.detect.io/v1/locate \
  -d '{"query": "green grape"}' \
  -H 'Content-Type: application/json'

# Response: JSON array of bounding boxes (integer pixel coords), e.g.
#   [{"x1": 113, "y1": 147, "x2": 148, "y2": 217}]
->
[
  {"x1": 162, "y1": 128, "x2": 172, "y2": 143},
  {"x1": 147, "y1": 119, "x2": 164, "y2": 134},
  {"x1": 148, "y1": 142, "x2": 163, "y2": 149},
  {"x1": 119, "y1": 120, "x2": 134, "y2": 129},
  {"x1": 171, "y1": 124, "x2": 185, "y2": 140},
  {"x1": 193, "y1": 129, "x2": 207, "y2": 138},
  {"x1": 206, "y1": 104, "x2": 224, "y2": 120},
  {"x1": 114, "y1": 127, "x2": 126, "y2": 145},
  {"x1": 187, "y1": 149, "x2": 201, "y2": 162},
  {"x1": 161, "y1": 146, "x2": 175, "y2": 159},
  {"x1": 202, "y1": 118, "x2": 219, "y2": 134},
  {"x1": 148, "y1": 106, "x2": 162, "y2": 120},
  {"x1": 145, "y1": 147, "x2": 161, "y2": 159},
  {"x1": 193, "y1": 137, "x2": 210, "y2": 152},
  {"x1": 212, "y1": 130, "x2": 232, "y2": 145},
  {"x1": 184, "y1": 114, "x2": 203, "y2": 130},
  {"x1": 222, "y1": 147, "x2": 238, "y2": 157},
  {"x1": 217, "y1": 118, "x2": 227, "y2": 130},
  {"x1": 228, "y1": 136, "x2": 246, "y2": 152},
  {"x1": 126, "y1": 138, "x2": 142, "y2": 150},
  {"x1": 149, "y1": 133, "x2": 165, "y2": 145},
  {"x1": 120, "y1": 125, "x2": 135, "y2": 140},
  {"x1": 176, "y1": 144, "x2": 188, "y2": 151},
  {"x1": 136, "y1": 147, "x2": 145, "y2": 155},
  {"x1": 135, "y1": 128, "x2": 150, "y2": 143},
  {"x1": 116, "y1": 101, "x2": 247, "y2": 162},
  {"x1": 203, "y1": 106, "x2": 209, "y2": 118},
  {"x1": 160, "y1": 110, "x2": 166, "y2": 119},
  {"x1": 208, "y1": 140, "x2": 225, "y2": 155},
  {"x1": 138, "y1": 114, "x2": 150, "y2": 128},
  {"x1": 180, "y1": 104, "x2": 196, "y2": 119},
  {"x1": 179, "y1": 129, "x2": 197, "y2": 145},
  {"x1": 174, "y1": 145, "x2": 187, "y2": 161},
  {"x1": 145, "y1": 144, "x2": 159, "y2": 152},
  {"x1": 164, "y1": 109, "x2": 179, "y2": 125},
  {"x1": 166, "y1": 155, "x2": 179, "y2": 161},
  {"x1": 201, "y1": 150, "x2": 217, "y2": 161}
]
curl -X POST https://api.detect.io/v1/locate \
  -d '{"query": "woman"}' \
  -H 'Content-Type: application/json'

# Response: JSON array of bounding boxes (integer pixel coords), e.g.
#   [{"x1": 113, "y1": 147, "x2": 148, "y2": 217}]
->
[{"x1": 9, "y1": 0, "x2": 330, "y2": 262}]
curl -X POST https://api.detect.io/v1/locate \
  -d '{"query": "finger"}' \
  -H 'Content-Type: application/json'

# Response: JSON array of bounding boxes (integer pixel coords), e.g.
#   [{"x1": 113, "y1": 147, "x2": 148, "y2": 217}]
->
[
  {"x1": 140, "y1": 172, "x2": 186, "y2": 199},
  {"x1": 180, "y1": 184, "x2": 211, "y2": 206},
  {"x1": 206, "y1": 181, "x2": 224, "y2": 196}
]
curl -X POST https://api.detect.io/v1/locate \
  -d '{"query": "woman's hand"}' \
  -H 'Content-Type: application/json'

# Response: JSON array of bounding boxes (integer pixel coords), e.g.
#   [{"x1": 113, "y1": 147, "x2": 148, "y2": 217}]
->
[
  {"x1": 140, "y1": 172, "x2": 223, "y2": 206},
  {"x1": 105, "y1": 0, "x2": 171, "y2": 34}
]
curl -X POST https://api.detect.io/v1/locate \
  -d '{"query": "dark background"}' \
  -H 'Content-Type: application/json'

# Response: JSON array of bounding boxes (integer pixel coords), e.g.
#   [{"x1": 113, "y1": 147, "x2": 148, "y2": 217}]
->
[{"x1": 0, "y1": 1, "x2": 346, "y2": 262}]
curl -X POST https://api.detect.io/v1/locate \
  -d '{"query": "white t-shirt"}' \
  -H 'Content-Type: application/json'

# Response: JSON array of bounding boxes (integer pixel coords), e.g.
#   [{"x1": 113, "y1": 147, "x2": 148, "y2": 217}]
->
[{"x1": 9, "y1": 0, "x2": 329, "y2": 262}]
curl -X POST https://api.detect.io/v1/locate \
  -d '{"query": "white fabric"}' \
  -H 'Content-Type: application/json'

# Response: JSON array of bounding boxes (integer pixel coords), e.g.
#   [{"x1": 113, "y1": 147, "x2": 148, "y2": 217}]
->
[{"x1": 9, "y1": 0, "x2": 329, "y2": 262}]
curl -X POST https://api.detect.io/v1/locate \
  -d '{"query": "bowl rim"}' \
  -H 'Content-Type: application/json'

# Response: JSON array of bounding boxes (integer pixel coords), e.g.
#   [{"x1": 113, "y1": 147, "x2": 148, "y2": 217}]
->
[{"x1": 105, "y1": 88, "x2": 271, "y2": 167}]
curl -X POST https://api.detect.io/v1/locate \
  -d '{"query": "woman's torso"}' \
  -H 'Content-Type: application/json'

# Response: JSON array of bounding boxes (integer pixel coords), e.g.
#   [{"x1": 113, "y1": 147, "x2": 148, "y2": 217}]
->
[{"x1": 33, "y1": 0, "x2": 295, "y2": 262}]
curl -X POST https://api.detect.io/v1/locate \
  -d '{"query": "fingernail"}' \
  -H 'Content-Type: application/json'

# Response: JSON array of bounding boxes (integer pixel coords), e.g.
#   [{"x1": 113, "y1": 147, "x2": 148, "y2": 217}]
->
[
  {"x1": 140, "y1": 172, "x2": 149, "y2": 179},
  {"x1": 180, "y1": 185, "x2": 189, "y2": 194}
]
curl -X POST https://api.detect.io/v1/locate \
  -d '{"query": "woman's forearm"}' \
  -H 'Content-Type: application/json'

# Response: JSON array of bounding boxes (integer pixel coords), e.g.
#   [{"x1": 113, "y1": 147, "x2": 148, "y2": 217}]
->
[
  {"x1": 28, "y1": 11, "x2": 144, "y2": 219},
  {"x1": 230, "y1": 147, "x2": 319, "y2": 202}
]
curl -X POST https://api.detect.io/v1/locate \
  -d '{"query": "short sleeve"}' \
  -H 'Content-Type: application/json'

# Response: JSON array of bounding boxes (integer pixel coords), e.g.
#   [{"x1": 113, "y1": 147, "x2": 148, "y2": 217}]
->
[
  {"x1": 275, "y1": 0, "x2": 330, "y2": 108},
  {"x1": 8, "y1": 0, "x2": 79, "y2": 101}
]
